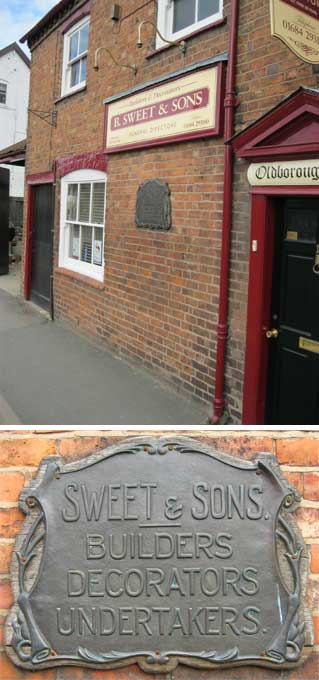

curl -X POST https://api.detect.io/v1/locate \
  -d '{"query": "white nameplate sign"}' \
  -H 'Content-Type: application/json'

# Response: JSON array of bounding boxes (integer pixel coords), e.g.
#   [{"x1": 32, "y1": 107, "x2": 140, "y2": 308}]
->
[{"x1": 248, "y1": 160, "x2": 319, "y2": 186}]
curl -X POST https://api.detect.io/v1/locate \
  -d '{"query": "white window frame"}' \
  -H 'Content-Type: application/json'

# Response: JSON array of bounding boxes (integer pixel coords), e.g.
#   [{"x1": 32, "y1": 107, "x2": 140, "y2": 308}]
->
[
  {"x1": 156, "y1": 0, "x2": 223, "y2": 48},
  {"x1": 0, "y1": 81, "x2": 7, "y2": 106},
  {"x1": 61, "y1": 15, "x2": 90, "y2": 97},
  {"x1": 59, "y1": 169, "x2": 106, "y2": 282}
]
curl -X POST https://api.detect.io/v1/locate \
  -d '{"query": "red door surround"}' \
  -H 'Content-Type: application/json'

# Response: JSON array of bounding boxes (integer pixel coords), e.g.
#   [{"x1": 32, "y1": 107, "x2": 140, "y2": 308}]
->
[
  {"x1": 24, "y1": 172, "x2": 54, "y2": 300},
  {"x1": 232, "y1": 88, "x2": 319, "y2": 424},
  {"x1": 242, "y1": 187, "x2": 319, "y2": 425},
  {"x1": 242, "y1": 194, "x2": 276, "y2": 424}
]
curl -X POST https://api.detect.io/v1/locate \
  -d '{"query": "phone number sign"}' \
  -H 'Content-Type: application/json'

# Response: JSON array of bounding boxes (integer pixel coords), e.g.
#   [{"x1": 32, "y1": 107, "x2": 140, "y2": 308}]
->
[{"x1": 270, "y1": 0, "x2": 319, "y2": 63}]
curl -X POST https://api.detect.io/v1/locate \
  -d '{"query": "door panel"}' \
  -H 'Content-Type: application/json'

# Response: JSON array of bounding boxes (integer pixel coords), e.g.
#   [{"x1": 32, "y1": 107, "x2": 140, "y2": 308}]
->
[
  {"x1": 30, "y1": 184, "x2": 53, "y2": 310},
  {"x1": 266, "y1": 198, "x2": 319, "y2": 424},
  {"x1": 271, "y1": 343, "x2": 316, "y2": 425},
  {"x1": 0, "y1": 168, "x2": 10, "y2": 276},
  {"x1": 281, "y1": 251, "x2": 315, "y2": 332}
]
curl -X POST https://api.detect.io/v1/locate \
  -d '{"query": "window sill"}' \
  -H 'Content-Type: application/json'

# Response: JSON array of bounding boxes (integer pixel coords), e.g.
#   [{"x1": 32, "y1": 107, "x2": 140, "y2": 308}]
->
[
  {"x1": 55, "y1": 85, "x2": 87, "y2": 105},
  {"x1": 55, "y1": 266, "x2": 105, "y2": 289},
  {"x1": 146, "y1": 16, "x2": 227, "y2": 59}
]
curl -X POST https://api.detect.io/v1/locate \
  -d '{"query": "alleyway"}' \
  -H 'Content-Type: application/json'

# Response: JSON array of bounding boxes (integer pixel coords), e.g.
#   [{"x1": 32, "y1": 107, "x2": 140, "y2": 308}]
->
[{"x1": 0, "y1": 289, "x2": 207, "y2": 425}]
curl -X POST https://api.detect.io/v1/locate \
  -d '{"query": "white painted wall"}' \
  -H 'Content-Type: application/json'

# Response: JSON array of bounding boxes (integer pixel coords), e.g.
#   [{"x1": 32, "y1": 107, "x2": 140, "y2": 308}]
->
[{"x1": 0, "y1": 47, "x2": 30, "y2": 198}]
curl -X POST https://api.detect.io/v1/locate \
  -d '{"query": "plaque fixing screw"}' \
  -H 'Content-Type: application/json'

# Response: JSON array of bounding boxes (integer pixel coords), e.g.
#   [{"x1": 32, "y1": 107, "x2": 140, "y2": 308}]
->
[
  {"x1": 26, "y1": 497, "x2": 37, "y2": 508},
  {"x1": 284, "y1": 494, "x2": 293, "y2": 507},
  {"x1": 144, "y1": 445, "x2": 156, "y2": 454}
]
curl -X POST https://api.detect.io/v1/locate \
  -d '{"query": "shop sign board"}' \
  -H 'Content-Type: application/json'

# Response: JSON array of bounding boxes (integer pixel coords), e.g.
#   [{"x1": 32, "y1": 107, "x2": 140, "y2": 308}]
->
[
  {"x1": 104, "y1": 65, "x2": 223, "y2": 153},
  {"x1": 5, "y1": 438, "x2": 311, "y2": 674},
  {"x1": 270, "y1": 0, "x2": 319, "y2": 64},
  {"x1": 248, "y1": 159, "x2": 319, "y2": 185}
]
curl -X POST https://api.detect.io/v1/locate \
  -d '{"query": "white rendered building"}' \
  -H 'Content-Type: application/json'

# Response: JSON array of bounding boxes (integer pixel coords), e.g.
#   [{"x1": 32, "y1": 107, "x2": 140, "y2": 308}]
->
[{"x1": 0, "y1": 43, "x2": 30, "y2": 200}]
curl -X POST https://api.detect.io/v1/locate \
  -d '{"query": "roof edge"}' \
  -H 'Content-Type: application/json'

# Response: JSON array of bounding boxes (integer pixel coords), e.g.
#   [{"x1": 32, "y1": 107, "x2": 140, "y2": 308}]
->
[
  {"x1": 0, "y1": 42, "x2": 30, "y2": 68},
  {"x1": 0, "y1": 138, "x2": 26, "y2": 166},
  {"x1": 20, "y1": 0, "x2": 85, "y2": 46}
]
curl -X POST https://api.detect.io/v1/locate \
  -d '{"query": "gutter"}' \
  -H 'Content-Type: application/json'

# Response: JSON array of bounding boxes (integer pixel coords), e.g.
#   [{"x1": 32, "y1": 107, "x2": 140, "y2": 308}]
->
[
  {"x1": 212, "y1": 0, "x2": 240, "y2": 423},
  {"x1": 21, "y1": 0, "x2": 73, "y2": 43}
]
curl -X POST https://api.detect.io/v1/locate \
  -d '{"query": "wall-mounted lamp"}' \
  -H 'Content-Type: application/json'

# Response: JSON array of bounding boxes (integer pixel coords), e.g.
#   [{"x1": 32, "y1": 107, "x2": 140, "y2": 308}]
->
[
  {"x1": 111, "y1": 4, "x2": 121, "y2": 21},
  {"x1": 137, "y1": 20, "x2": 186, "y2": 54},
  {"x1": 94, "y1": 46, "x2": 137, "y2": 75}
]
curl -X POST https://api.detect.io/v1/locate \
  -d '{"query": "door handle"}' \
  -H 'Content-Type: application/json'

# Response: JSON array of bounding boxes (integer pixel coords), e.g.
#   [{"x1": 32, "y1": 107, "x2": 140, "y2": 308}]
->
[
  {"x1": 266, "y1": 328, "x2": 279, "y2": 339},
  {"x1": 313, "y1": 244, "x2": 319, "y2": 275}
]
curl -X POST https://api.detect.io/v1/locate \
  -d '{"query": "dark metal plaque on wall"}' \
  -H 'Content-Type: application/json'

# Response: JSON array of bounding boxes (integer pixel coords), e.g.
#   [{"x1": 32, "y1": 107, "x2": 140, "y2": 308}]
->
[
  {"x1": 135, "y1": 179, "x2": 171, "y2": 230},
  {"x1": 5, "y1": 438, "x2": 313, "y2": 673}
]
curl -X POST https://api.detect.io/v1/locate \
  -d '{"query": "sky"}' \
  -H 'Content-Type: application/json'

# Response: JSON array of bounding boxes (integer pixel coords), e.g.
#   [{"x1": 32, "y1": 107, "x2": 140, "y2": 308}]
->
[{"x1": 0, "y1": 0, "x2": 59, "y2": 54}]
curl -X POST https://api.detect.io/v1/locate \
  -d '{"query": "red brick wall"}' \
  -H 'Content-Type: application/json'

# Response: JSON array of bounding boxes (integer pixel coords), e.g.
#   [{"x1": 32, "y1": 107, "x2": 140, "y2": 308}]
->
[
  {"x1": 23, "y1": 0, "x2": 319, "y2": 420},
  {"x1": 0, "y1": 430, "x2": 318, "y2": 679},
  {"x1": 226, "y1": 0, "x2": 319, "y2": 419}
]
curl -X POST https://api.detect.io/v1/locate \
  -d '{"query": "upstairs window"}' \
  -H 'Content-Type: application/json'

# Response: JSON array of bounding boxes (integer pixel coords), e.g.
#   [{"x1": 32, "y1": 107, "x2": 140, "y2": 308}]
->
[
  {"x1": 157, "y1": 0, "x2": 223, "y2": 47},
  {"x1": 62, "y1": 17, "x2": 90, "y2": 96},
  {"x1": 59, "y1": 169, "x2": 106, "y2": 281},
  {"x1": 0, "y1": 82, "x2": 7, "y2": 105}
]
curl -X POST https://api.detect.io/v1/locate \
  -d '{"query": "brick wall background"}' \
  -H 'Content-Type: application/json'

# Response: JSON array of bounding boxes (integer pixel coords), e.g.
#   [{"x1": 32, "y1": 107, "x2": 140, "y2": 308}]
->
[
  {"x1": 23, "y1": 0, "x2": 319, "y2": 421},
  {"x1": 0, "y1": 429, "x2": 318, "y2": 679}
]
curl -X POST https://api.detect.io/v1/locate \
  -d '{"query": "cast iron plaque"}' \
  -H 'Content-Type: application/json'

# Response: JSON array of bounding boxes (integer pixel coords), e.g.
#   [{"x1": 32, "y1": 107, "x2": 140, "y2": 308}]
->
[
  {"x1": 135, "y1": 179, "x2": 171, "y2": 230},
  {"x1": 5, "y1": 437, "x2": 313, "y2": 673}
]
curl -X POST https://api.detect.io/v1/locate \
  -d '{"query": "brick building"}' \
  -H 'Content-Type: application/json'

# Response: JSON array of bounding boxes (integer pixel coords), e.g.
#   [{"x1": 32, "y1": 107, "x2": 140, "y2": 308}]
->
[{"x1": 20, "y1": 0, "x2": 319, "y2": 424}]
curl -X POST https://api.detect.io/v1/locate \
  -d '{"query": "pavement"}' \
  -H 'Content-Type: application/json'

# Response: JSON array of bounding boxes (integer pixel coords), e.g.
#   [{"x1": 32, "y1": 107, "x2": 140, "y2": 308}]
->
[
  {"x1": 0, "y1": 288, "x2": 208, "y2": 426},
  {"x1": 0, "y1": 259, "x2": 21, "y2": 296}
]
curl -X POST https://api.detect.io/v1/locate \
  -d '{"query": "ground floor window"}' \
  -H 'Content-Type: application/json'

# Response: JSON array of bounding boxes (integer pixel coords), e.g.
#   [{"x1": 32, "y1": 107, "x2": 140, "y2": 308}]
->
[{"x1": 59, "y1": 169, "x2": 106, "y2": 281}]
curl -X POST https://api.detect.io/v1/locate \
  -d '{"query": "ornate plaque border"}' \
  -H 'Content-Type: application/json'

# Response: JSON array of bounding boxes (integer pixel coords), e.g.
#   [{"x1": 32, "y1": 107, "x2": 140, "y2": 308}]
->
[{"x1": 5, "y1": 437, "x2": 314, "y2": 674}]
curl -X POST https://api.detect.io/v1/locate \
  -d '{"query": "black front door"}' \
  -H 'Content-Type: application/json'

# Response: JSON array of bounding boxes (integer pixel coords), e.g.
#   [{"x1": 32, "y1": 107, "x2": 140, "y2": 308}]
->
[
  {"x1": 0, "y1": 167, "x2": 10, "y2": 276},
  {"x1": 266, "y1": 198, "x2": 319, "y2": 424},
  {"x1": 30, "y1": 184, "x2": 53, "y2": 311}
]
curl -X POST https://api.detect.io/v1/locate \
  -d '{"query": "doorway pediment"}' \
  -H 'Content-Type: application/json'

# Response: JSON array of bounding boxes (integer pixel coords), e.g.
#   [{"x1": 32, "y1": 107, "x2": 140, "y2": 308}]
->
[{"x1": 232, "y1": 88, "x2": 319, "y2": 161}]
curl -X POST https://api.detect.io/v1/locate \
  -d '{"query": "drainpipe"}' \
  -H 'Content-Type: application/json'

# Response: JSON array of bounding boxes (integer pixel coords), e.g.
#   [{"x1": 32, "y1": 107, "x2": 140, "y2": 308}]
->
[
  {"x1": 212, "y1": 0, "x2": 240, "y2": 423},
  {"x1": 49, "y1": 159, "x2": 57, "y2": 321}
]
